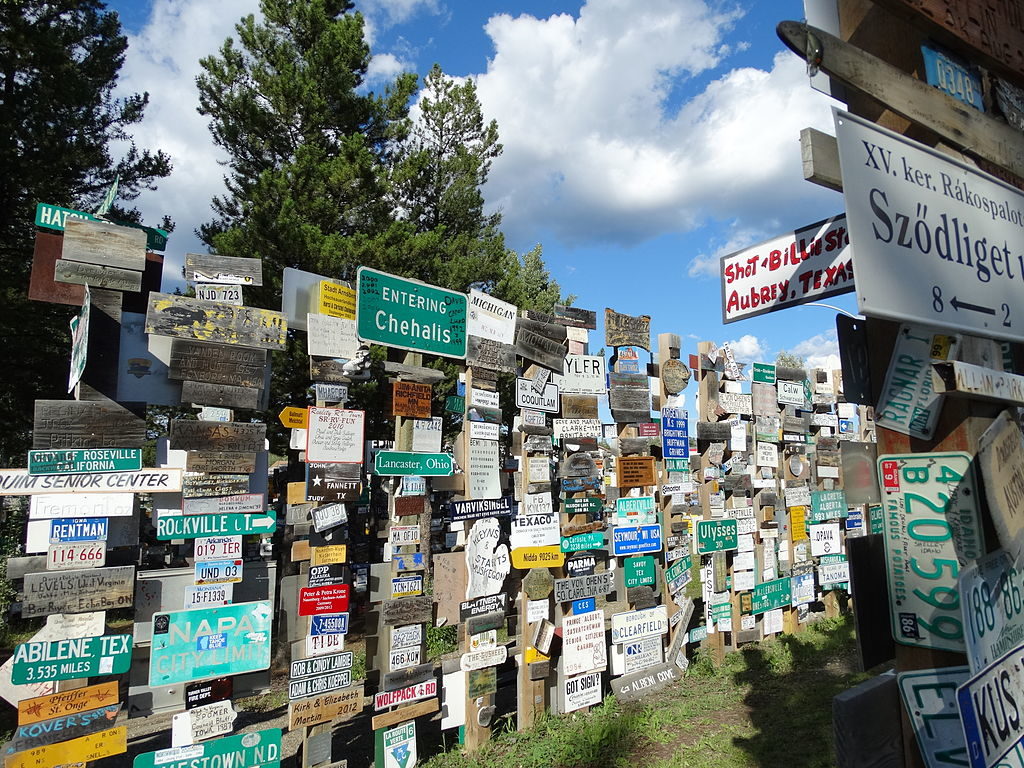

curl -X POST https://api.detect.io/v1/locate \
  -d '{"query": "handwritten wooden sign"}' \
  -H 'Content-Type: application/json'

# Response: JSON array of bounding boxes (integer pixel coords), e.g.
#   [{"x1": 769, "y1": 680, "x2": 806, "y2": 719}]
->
[
  {"x1": 392, "y1": 382, "x2": 432, "y2": 419},
  {"x1": 180, "y1": 381, "x2": 260, "y2": 410},
  {"x1": 22, "y1": 565, "x2": 135, "y2": 618},
  {"x1": 554, "y1": 304, "x2": 597, "y2": 329},
  {"x1": 168, "y1": 340, "x2": 267, "y2": 388},
  {"x1": 32, "y1": 400, "x2": 145, "y2": 450},
  {"x1": 617, "y1": 456, "x2": 656, "y2": 488},
  {"x1": 466, "y1": 335, "x2": 517, "y2": 373},
  {"x1": 382, "y1": 596, "x2": 433, "y2": 626},
  {"x1": 185, "y1": 253, "x2": 263, "y2": 286},
  {"x1": 53, "y1": 260, "x2": 142, "y2": 292},
  {"x1": 515, "y1": 321, "x2": 567, "y2": 373},
  {"x1": 169, "y1": 420, "x2": 265, "y2": 453},
  {"x1": 147, "y1": 293, "x2": 286, "y2": 350},
  {"x1": 605, "y1": 308, "x2": 651, "y2": 349},
  {"x1": 62, "y1": 219, "x2": 146, "y2": 271},
  {"x1": 288, "y1": 685, "x2": 363, "y2": 729},
  {"x1": 186, "y1": 452, "x2": 257, "y2": 474}
]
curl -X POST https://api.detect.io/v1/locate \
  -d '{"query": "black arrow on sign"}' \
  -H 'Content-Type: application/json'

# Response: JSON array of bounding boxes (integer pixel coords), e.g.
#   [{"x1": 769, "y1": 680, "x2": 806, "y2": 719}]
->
[{"x1": 950, "y1": 296, "x2": 995, "y2": 315}]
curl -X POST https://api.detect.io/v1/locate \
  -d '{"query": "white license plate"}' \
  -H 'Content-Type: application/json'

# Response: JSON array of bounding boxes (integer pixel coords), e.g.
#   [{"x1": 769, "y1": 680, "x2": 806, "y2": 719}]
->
[
  {"x1": 46, "y1": 542, "x2": 105, "y2": 570},
  {"x1": 880, "y1": 452, "x2": 983, "y2": 652},
  {"x1": 960, "y1": 551, "x2": 1024, "y2": 674}
]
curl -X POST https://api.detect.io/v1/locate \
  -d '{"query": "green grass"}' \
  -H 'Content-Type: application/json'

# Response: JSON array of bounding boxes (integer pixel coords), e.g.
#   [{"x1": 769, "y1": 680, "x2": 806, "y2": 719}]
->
[
  {"x1": 421, "y1": 615, "x2": 868, "y2": 768},
  {"x1": 235, "y1": 688, "x2": 288, "y2": 713}
]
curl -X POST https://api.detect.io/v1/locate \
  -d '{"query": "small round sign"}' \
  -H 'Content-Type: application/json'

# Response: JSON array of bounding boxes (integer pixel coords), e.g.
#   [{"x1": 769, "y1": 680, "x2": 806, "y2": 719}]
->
[
  {"x1": 789, "y1": 454, "x2": 806, "y2": 477},
  {"x1": 661, "y1": 359, "x2": 691, "y2": 394}
]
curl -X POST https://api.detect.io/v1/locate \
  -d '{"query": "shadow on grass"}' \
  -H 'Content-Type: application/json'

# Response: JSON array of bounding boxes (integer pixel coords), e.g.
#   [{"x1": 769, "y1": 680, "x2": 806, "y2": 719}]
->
[{"x1": 709, "y1": 615, "x2": 870, "y2": 768}]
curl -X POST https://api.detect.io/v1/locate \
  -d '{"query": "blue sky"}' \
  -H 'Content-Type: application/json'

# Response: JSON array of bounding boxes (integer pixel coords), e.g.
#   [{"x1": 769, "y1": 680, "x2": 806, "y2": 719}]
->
[{"x1": 107, "y1": 0, "x2": 855, "y2": 370}]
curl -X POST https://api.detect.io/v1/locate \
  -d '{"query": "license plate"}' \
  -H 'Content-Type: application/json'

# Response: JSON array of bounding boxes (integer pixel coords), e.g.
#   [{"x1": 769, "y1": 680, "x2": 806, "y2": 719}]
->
[
  {"x1": 880, "y1": 452, "x2": 983, "y2": 652},
  {"x1": 194, "y1": 559, "x2": 243, "y2": 585},
  {"x1": 46, "y1": 542, "x2": 106, "y2": 570},
  {"x1": 960, "y1": 551, "x2": 1024, "y2": 673},
  {"x1": 184, "y1": 583, "x2": 233, "y2": 610},
  {"x1": 898, "y1": 667, "x2": 971, "y2": 768},
  {"x1": 958, "y1": 645, "x2": 1024, "y2": 768},
  {"x1": 876, "y1": 324, "x2": 960, "y2": 439}
]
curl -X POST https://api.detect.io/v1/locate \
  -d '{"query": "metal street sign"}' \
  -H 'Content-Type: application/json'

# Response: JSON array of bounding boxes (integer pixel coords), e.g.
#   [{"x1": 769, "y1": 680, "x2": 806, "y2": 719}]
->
[
  {"x1": 881, "y1": 452, "x2": 983, "y2": 652},
  {"x1": 834, "y1": 108, "x2": 1024, "y2": 342},
  {"x1": 27, "y1": 448, "x2": 141, "y2": 476},
  {"x1": 751, "y1": 577, "x2": 792, "y2": 615},
  {"x1": 374, "y1": 451, "x2": 453, "y2": 476},
  {"x1": 133, "y1": 728, "x2": 281, "y2": 768},
  {"x1": 49, "y1": 518, "x2": 107, "y2": 543},
  {"x1": 356, "y1": 266, "x2": 467, "y2": 358},
  {"x1": 149, "y1": 601, "x2": 273, "y2": 687},
  {"x1": 290, "y1": 651, "x2": 353, "y2": 680},
  {"x1": 611, "y1": 525, "x2": 662, "y2": 556},
  {"x1": 156, "y1": 512, "x2": 276, "y2": 539},
  {"x1": 696, "y1": 519, "x2": 738, "y2": 554},
  {"x1": 12, "y1": 634, "x2": 132, "y2": 685},
  {"x1": 288, "y1": 670, "x2": 352, "y2": 701},
  {"x1": 553, "y1": 573, "x2": 614, "y2": 603}
]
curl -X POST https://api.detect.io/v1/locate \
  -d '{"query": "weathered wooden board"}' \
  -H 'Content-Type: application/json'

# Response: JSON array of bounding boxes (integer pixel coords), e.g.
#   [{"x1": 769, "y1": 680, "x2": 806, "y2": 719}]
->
[
  {"x1": 553, "y1": 304, "x2": 597, "y2": 329},
  {"x1": 800, "y1": 127, "x2": 843, "y2": 193},
  {"x1": 32, "y1": 400, "x2": 145, "y2": 450},
  {"x1": 169, "y1": 420, "x2": 265, "y2": 453},
  {"x1": 466, "y1": 335, "x2": 517, "y2": 373},
  {"x1": 146, "y1": 293, "x2": 286, "y2": 350},
  {"x1": 62, "y1": 218, "x2": 146, "y2": 271},
  {"x1": 53, "y1": 260, "x2": 142, "y2": 292},
  {"x1": 383, "y1": 361, "x2": 446, "y2": 384},
  {"x1": 309, "y1": 358, "x2": 352, "y2": 383},
  {"x1": 778, "y1": 21, "x2": 1024, "y2": 180},
  {"x1": 184, "y1": 253, "x2": 263, "y2": 286},
  {"x1": 611, "y1": 662, "x2": 679, "y2": 701},
  {"x1": 695, "y1": 422, "x2": 734, "y2": 440},
  {"x1": 517, "y1": 317, "x2": 567, "y2": 342},
  {"x1": 515, "y1": 323, "x2": 566, "y2": 373},
  {"x1": 29, "y1": 232, "x2": 86, "y2": 306},
  {"x1": 180, "y1": 381, "x2": 261, "y2": 410},
  {"x1": 185, "y1": 452, "x2": 258, "y2": 474},
  {"x1": 168, "y1": 340, "x2": 266, "y2": 388},
  {"x1": 381, "y1": 596, "x2": 433, "y2": 626},
  {"x1": 618, "y1": 456, "x2": 656, "y2": 488},
  {"x1": 382, "y1": 663, "x2": 434, "y2": 692},
  {"x1": 370, "y1": 698, "x2": 438, "y2": 730},
  {"x1": 22, "y1": 565, "x2": 135, "y2": 618},
  {"x1": 933, "y1": 361, "x2": 1024, "y2": 405},
  {"x1": 7, "y1": 702, "x2": 121, "y2": 752},
  {"x1": 561, "y1": 395, "x2": 599, "y2": 420},
  {"x1": 605, "y1": 308, "x2": 651, "y2": 349},
  {"x1": 16, "y1": 681, "x2": 119, "y2": 726}
]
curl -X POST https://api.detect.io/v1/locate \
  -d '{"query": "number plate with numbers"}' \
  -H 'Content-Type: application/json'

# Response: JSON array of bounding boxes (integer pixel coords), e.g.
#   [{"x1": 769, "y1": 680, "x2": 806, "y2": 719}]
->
[
  {"x1": 880, "y1": 452, "x2": 983, "y2": 652},
  {"x1": 959, "y1": 551, "x2": 1024, "y2": 674},
  {"x1": 46, "y1": 542, "x2": 106, "y2": 570}
]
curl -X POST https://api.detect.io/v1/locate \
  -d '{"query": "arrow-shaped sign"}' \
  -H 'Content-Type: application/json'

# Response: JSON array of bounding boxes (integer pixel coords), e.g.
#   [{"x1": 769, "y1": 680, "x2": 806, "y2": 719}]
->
[{"x1": 279, "y1": 406, "x2": 309, "y2": 429}]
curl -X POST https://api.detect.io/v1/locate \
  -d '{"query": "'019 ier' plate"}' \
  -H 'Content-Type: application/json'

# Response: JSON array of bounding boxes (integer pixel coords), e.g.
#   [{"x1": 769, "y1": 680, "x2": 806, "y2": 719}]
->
[{"x1": 879, "y1": 452, "x2": 983, "y2": 653}]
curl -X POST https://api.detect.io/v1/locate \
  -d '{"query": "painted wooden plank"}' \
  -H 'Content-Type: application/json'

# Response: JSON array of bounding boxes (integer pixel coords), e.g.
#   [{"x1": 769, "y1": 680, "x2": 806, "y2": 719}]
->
[
  {"x1": 29, "y1": 231, "x2": 85, "y2": 306},
  {"x1": 32, "y1": 400, "x2": 145, "y2": 450},
  {"x1": 169, "y1": 420, "x2": 266, "y2": 453},
  {"x1": 61, "y1": 218, "x2": 146, "y2": 271},
  {"x1": 21, "y1": 565, "x2": 135, "y2": 618},
  {"x1": 185, "y1": 452, "x2": 258, "y2": 474},
  {"x1": 381, "y1": 663, "x2": 434, "y2": 692},
  {"x1": 180, "y1": 381, "x2": 261, "y2": 410},
  {"x1": 146, "y1": 293, "x2": 286, "y2": 350},
  {"x1": 370, "y1": 697, "x2": 438, "y2": 730},
  {"x1": 383, "y1": 360, "x2": 446, "y2": 383},
  {"x1": 777, "y1": 21, "x2": 1024, "y2": 179},
  {"x1": 168, "y1": 340, "x2": 266, "y2": 388},
  {"x1": 381, "y1": 596, "x2": 433, "y2": 626},
  {"x1": 553, "y1": 304, "x2": 597, "y2": 329},
  {"x1": 184, "y1": 253, "x2": 263, "y2": 286},
  {"x1": 515, "y1": 323, "x2": 567, "y2": 373},
  {"x1": 833, "y1": 671, "x2": 903, "y2": 768},
  {"x1": 932, "y1": 361, "x2": 1024, "y2": 405},
  {"x1": 800, "y1": 127, "x2": 843, "y2": 192},
  {"x1": 53, "y1": 260, "x2": 142, "y2": 292}
]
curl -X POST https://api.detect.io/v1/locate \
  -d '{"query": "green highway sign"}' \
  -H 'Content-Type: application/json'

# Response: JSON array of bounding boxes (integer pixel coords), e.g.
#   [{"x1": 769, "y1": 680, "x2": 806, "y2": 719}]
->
[
  {"x1": 149, "y1": 601, "x2": 273, "y2": 686},
  {"x1": 665, "y1": 557, "x2": 690, "y2": 584},
  {"x1": 133, "y1": 728, "x2": 281, "y2": 768},
  {"x1": 374, "y1": 451, "x2": 454, "y2": 477},
  {"x1": 696, "y1": 519, "x2": 738, "y2": 554},
  {"x1": 560, "y1": 532, "x2": 604, "y2": 553},
  {"x1": 35, "y1": 202, "x2": 168, "y2": 251},
  {"x1": 156, "y1": 513, "x2": 276, "y2": 540},
  {"x1": 562, "y1": 497, "x2": 602, "y2": 516},
  {"x1": 624, "y1": 556, "x2": 656, "y2": 588},
  {"x1": 12, "y1": 634, "x2": 132, "y2": 685},
  {"x1": 445, "y1": 395, "x2": 465, "y2": 413},
  {"x1": 664, "y1": 458, "x2": 690, "y2": 472},
  {"x1": 28, "y1": 448, "x2": 142, "y2": 476},
  {"x1": 356, "y1": 267, "x2": 467, "y2": 359},
  {"x1": 751, "y1": 577, "x2": 792, "y2": 615},
  {"x1": 752, "y1": 363, "x2": 776, "y2": 384},
  {"x1": 711, "y1": 602, "x2": 732, "y2": 621},
  {"x1": 809, "y1": 490, "x2": 848, "y2": 522}
]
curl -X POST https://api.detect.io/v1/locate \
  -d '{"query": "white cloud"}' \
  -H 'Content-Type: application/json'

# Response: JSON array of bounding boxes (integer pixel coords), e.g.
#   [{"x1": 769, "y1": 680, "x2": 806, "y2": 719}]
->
[
  {"x1": 725, "y1": 334, "x2": 767, "y2": 363},
  {"x1": 687, "y1": 224, "x2": 773, "y2": 278},
  {"x1": 474, "y1": 0, "x2": 838, "y2": 247},
  {"x1": 114, "y1": 0, "x2": 260, "y2": 284},
  {"x1": 788, "y1": 329, "x2": 839, "y2": 370},
  {"x1": 367, "y1": 52, "x2": 409, "y2": 84},
  {"x1": 361, "y1": 0, "x2": 441, "y2": 26}
]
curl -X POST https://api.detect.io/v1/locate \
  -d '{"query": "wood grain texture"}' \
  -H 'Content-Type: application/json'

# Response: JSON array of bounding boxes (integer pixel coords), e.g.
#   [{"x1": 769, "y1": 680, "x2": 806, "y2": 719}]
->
[
  {"x1": 61, "y1": 218, "x2": 146, "y2": 271},
  {"x1": 146, "y1": 292, "x2": 286, "y2": 350},
  {"x1": 180, "y1": 380, "x2": 261, "y2": 410},
  {"x1": 53, "y1": 260, "x2": 142, "y2": 292},
  {"x1": 168, "y1": 340, "x2": 266, "y2": 388},
  {"x1": 185, "y1": 253, "x2": 263, "y2": 286},
  {"x1": 833, "y1": 672, "x2": 904, "y2": 768},
  {"x1": 169, "y1": 420, "x2": 266, "y2": 452},
  {"x1": 32, "y1": 399, "x2": 145, "y2": 449}
]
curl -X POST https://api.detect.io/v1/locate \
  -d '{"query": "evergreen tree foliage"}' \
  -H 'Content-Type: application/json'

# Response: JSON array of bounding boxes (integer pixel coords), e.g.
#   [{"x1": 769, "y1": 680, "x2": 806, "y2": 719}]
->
[{"x1": 0, "y1": 0, "x2": 171, "y2": 464}]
